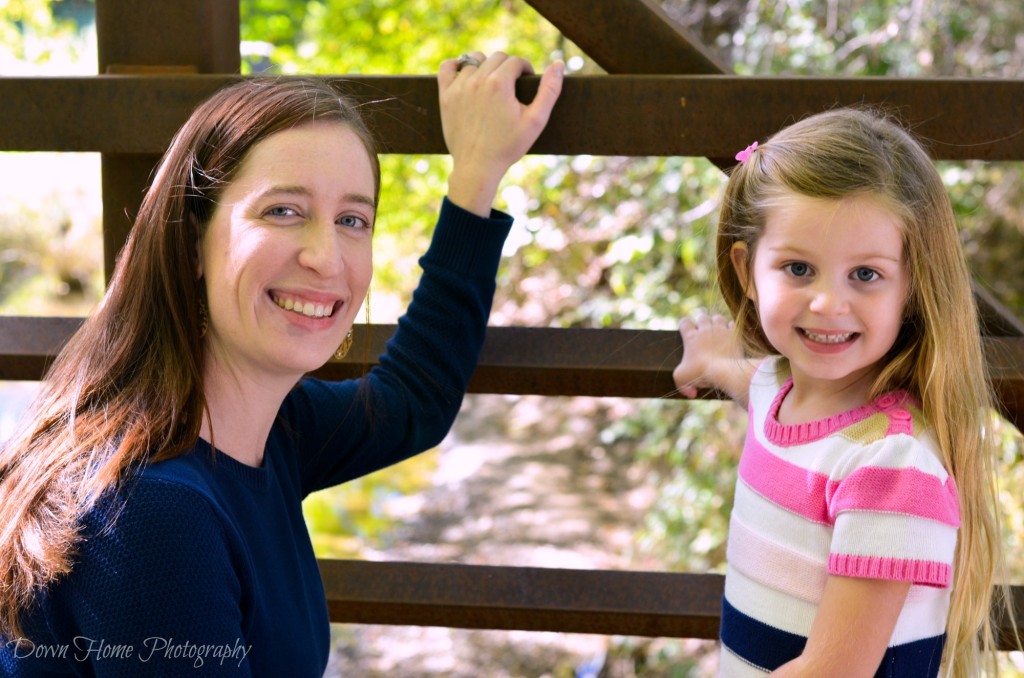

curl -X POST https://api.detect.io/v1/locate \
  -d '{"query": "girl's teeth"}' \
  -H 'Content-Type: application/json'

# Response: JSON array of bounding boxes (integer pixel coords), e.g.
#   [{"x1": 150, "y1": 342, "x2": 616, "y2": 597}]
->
[{"x1": 805, "y1": 331, "x2": 853, "y2": 344}]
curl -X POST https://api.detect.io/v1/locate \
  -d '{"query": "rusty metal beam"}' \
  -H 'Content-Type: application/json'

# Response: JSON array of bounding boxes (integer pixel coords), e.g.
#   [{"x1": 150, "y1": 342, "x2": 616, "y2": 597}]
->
[
  {"x1": 0, "y1": 319, "x2": 683, "y2": 396},
  {"x1": 319, "y1": 559, "x2": 723, "y2": 639},
  {"x1": 320, "y1": 559, "x2": 1024, "y2": 649},
  {"x1": 0, "y1": 317, "x2": 83, "y2": 381},
  {"x1": 5, "y1": 75, "x2": 1024, "y2": 160},
  {"x1": 974, "y1": 280, "x2": 1024, "y2": 337},
  {"x1": 96, "y1": 0, "x2": 239, "y2": 74},
  {"x1": 5, "y1": 317, "x2": 1024, "y2": 429},
  {"x1": 515, "y1": 3, "x2": 1024, "y2": 364},
  {"x1": 524, "y1": 0, "x2": 736, "y2": 171},
  {"x1": 524, "y1": 0, "x2": 729, "y2": 74},
  {"x1": 95, "y1": 0, "x2": 240, "y2": 282}
]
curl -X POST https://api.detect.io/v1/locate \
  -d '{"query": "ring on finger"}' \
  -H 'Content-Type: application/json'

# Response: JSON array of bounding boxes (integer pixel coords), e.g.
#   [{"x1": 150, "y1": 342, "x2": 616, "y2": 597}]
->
[{"x1": 456, "y1": 54, "x2": 482, "y2": 71}]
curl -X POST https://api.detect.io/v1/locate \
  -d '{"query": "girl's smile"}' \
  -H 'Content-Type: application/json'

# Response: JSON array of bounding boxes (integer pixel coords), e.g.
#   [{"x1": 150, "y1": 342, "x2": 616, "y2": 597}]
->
[{"x1": 797, "y1": 328, "x2": 859, "y2": 352}]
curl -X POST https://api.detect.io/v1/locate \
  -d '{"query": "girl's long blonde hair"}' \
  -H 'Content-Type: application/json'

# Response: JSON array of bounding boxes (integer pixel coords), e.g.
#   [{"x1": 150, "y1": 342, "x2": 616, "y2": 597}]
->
[
  {"x1": 717, "y1": 107, "x2": 1006, "y2": 675},
  {"x1": 0, "y1": 78, "x2": 380, "y2": 641}
]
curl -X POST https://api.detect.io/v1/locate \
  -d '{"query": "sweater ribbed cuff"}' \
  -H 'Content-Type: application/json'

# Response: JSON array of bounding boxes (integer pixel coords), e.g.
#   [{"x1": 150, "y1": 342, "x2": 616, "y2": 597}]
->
[
  {"x1": 828, "y1": 553, "x2": 951, "y2": 588},
  {"x1": 420, "y1": 197, "x2": 514, "y2": 279}
]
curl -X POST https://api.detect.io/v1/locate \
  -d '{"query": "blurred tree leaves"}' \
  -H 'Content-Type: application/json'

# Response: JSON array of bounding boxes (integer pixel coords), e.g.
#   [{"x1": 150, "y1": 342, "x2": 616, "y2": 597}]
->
[
  {"x1": 305, "y1": 451, "x2": 439, "y2": 558},
  {"x1": 1, "y1": 0, "x2": 101, "y2": 317},
  {"x1": 0, "y1": 0, "x2": 91, "y2": 68}
]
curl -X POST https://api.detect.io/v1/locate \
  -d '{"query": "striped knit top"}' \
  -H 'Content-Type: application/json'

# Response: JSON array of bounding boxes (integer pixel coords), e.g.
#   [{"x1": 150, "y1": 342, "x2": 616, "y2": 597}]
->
[{"x1": 719, "y1": 357, "x2": 957, "y2": 677}]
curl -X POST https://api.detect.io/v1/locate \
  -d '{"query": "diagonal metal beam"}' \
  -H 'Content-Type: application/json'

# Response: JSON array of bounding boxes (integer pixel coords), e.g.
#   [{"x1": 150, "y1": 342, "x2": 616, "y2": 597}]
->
[
  {"x1": 524, "y1": 0, "x2": 733, "y2": 171},
  {"x1": 524, "y1": 0, "x2": 729, "y2": 74},
  {"x1": 520, "y1": 1, "x2": 1024, "y2": 335}
]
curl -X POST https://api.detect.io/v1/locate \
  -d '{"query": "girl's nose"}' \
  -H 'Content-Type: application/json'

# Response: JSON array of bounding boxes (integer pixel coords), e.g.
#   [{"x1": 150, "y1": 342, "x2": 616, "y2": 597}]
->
[{"x1": 808, "y1": 281, "x2": 850, "y2": 316}]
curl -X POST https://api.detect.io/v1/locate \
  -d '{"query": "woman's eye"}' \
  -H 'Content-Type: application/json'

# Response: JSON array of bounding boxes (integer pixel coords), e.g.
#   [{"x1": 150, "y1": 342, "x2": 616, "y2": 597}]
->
[
  {"x1": 338, "y1": 215, "x2": 370, "y2": 230},
  {"x1": 853, "y1": 267, "x2": 879, "y2": 282},
  {"x1": 784, "y1": 262, "x2": 811, "y2": 277},
  {"x1": 265, "y1": 206, "x2": 298, "y2": 218}
]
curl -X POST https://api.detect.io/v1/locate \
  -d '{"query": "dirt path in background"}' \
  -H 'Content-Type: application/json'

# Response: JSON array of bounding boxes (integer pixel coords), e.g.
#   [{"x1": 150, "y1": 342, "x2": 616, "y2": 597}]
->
[{"x1": 326, "y1": 393, "x2": 663, "y2": 677}]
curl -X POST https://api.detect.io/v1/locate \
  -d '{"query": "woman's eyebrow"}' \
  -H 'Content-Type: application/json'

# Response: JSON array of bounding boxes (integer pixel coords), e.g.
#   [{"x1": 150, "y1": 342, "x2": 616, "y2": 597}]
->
[
  {"x1": 252, "y1": 184, "x2": 312, "y2": 200},
  {"x1": 252, "y1": 185, "x2": 375, "y2": 210}
]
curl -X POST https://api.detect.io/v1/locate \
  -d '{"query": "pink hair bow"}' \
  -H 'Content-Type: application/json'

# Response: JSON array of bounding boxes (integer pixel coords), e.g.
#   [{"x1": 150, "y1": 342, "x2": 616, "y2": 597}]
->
[{"x1": 735, "y1": 141, "x2": 759, "y2": 165}]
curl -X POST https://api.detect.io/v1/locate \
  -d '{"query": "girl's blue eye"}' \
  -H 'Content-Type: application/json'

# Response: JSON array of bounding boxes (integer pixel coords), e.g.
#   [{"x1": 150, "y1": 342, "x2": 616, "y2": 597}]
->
[
  {"x1": 854, "y1": 268, "x2": 879, "y2": 282},
  {"x1": 786, "y1": 262, "x2": 811, "y2": 277}
]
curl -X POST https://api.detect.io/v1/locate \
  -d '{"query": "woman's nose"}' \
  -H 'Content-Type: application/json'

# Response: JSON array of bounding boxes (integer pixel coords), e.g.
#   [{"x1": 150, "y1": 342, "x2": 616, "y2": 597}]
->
[{"x1": 297, "y1": 221, "x2": 344, "y2": 276}]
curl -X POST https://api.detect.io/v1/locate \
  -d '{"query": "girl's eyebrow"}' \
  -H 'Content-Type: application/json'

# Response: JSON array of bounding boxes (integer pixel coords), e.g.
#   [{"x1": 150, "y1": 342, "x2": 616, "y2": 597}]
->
[{"x1": 765, "y1": 244, "x2": 902, "y2": 264}]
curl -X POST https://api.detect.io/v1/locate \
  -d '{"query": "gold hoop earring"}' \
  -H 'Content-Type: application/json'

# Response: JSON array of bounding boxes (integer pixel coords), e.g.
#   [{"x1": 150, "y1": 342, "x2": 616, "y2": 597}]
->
[
  {"x1": 199, "y1": 298, "x2": 209, "y2": 338},
  {"x1": 334, "y1": 330, "x2": 353, "y2": 360},
  {"x1": 334, "y1": 290, "x2": 370, "y2": 361}
]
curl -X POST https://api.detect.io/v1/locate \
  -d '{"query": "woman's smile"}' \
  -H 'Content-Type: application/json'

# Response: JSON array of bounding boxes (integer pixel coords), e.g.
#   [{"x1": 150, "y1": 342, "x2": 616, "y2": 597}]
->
[{"x1": 270, "y1": 291, "x2": 343, "y2": 319}]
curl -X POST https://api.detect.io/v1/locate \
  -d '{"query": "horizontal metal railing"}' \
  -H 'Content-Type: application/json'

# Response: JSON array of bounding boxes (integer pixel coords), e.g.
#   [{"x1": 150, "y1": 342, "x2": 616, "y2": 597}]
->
[
  {"x1": 319, "y1": 559, "x2": 1024, "y2": 650},
  {"x1": 5, "y1": 75, "x2": 1024, "y2": 159}
]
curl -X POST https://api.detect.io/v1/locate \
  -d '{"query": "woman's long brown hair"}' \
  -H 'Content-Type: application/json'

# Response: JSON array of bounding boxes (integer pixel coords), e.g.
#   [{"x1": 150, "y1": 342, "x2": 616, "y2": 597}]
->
[{"x1": 0, "y1": 78, "x2": 380, "y2": 640}]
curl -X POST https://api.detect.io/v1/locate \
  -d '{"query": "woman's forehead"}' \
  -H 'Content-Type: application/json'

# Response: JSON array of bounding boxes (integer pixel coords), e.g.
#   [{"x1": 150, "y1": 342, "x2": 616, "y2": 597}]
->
[{"x1": 230, "y1": 122, "x2": 376, "y2": 195}]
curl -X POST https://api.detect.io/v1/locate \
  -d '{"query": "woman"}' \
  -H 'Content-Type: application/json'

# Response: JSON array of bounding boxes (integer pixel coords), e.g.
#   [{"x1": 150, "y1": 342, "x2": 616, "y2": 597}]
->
[{"x1": 0, "y1": 52, "x2": 563, "y2": 675}]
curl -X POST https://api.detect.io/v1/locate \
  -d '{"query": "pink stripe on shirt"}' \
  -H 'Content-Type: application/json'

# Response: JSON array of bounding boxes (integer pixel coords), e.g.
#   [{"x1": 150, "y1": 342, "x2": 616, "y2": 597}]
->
[
  {"x1": 739, "y1": 436, "x2": 831, "y2": 523},
  {"x1": 740, "y1": 437, "x2": 959, "y2": 527},
  {"x1": 828, "y1": 553, "x2": 951, "y2": 587},
  {"x1": 826, "y1": 466, "x2": 960, "y2": 527},
  {"x1": 728, "y1": 514, "x2": 827, "y2": 602}
]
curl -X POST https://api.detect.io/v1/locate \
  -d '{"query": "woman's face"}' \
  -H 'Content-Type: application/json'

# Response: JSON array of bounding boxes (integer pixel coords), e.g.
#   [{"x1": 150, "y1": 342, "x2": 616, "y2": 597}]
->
[{"x1": 198, "y1": 121, "x2": 376, "y2": 384}]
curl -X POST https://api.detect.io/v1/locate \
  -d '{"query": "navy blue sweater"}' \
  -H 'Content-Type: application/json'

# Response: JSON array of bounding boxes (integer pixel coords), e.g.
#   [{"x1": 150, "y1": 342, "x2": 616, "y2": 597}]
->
[{"x1": 2, "y1": 199, "x2": 513, "y2": 677}]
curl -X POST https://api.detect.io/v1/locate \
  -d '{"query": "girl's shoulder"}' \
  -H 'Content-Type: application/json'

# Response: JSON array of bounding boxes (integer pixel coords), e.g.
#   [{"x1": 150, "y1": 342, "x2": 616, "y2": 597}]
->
[
  {"x1": 837, "y1": 392, "x2": 931, "y2": 447},
  {"x1": 834, "y1": 404, "x2": 949, "y2": 484},
  {"x1": 748, "y1": 355, "x2": 789, "y2": 401}
]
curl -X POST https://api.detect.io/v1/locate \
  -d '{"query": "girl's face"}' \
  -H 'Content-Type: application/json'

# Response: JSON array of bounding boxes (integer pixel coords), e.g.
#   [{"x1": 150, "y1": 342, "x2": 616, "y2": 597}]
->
[
  {"x1": 198, "y1": 122, "x2": 376, "y2": 385},
  {"x1": 736, "y1": 193, "x2": 909, "y2": 402}
]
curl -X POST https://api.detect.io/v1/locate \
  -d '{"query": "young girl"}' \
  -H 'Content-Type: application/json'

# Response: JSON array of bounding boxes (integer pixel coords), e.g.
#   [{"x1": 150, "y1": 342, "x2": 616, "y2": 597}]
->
[{"x1": 672, "y1": 108, "x2": 1003, "y2": 677}]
